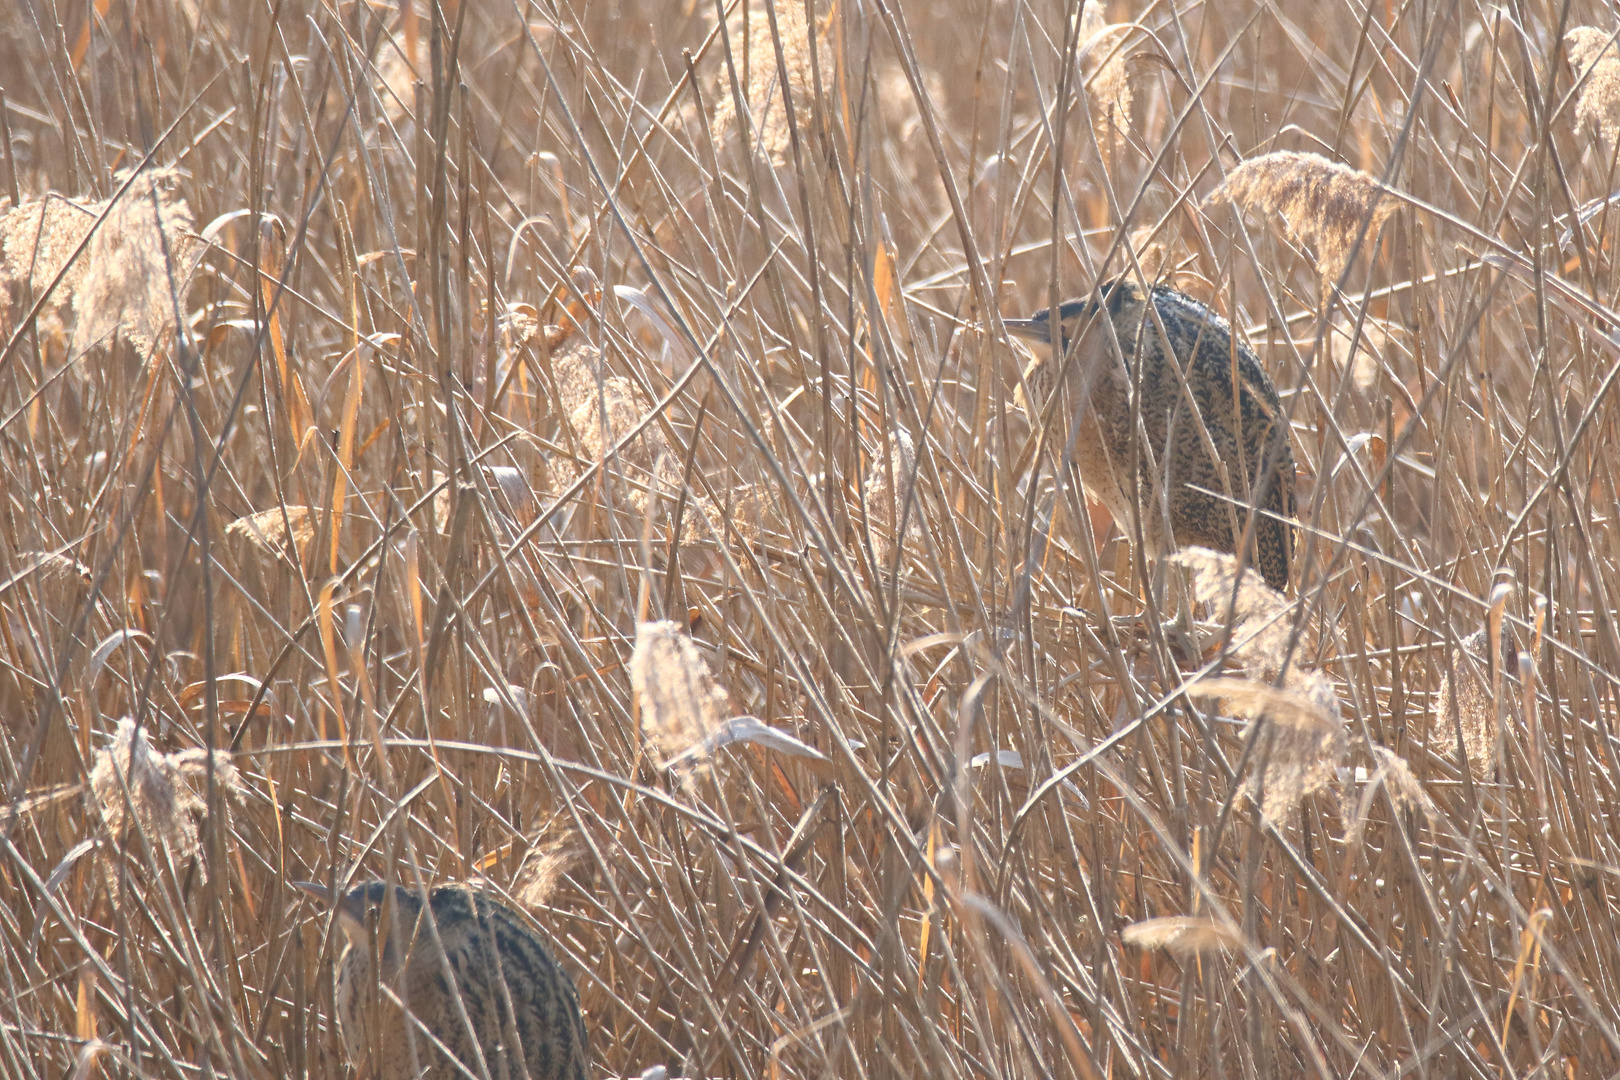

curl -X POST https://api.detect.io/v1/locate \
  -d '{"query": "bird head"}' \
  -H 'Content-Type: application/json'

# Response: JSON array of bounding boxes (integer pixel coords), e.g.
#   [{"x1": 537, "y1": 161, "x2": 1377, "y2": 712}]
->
[
  {"x1": 293, "y1": 880, "x2": 424, "y2": 973},
  {"x1": 1002, "y1": 299, "x2": 1099, "y2": 362}
]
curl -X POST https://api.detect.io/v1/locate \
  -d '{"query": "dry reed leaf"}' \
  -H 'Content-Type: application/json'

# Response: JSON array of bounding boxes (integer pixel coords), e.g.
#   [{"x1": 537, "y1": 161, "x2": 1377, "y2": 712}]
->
[
  {"x1": 1206, "y1": 150, "x2": 1394, "y2": 288},
  {"x1": 89, "y1": 718, "x2": 244, "y2": 904},
  {"x1": 1192, "y1": 673, "x2": 1345, "y2": 822},
  {"x1": 1122, "y1": 916, "x2": 1244, "y2": 958},
  {"x1": 71, "y1": 168, "x2": 200, "y2": 357},
  {"x1": 1430, "y1": 628, "x2": 1501, "y2": 780},
  {"x1": 665, "y1": 716, "x2": 832, "y2": 777},
  {"x1": 631, "y1": 620, "x2": 730, "y2": 768},
  {"x1": 1566, "y1": 28, "x2": 1620, "y2": 146},
  {"x1": 711, "y1": 0, "x2": 824, "y2": 168},
  {"x1": 228, "y1": 506, "x2": 317, "y2": 560}
]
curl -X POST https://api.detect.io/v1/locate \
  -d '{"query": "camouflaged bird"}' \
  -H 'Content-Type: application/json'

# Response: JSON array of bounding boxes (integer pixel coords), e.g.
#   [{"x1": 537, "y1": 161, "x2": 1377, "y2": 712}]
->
[
  {"x1": 1005, "y1": 278, "x2": 1296, "y2": 591},
  {"x1": 297, "y1": 880, "x2": 590, "y2": 1080}
]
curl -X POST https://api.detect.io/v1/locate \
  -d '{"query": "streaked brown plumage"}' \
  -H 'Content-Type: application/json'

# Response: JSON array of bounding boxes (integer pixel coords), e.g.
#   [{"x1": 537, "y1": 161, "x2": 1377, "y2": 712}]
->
[
  {"x1": 296, "y1": 880, "x2": 589, "y2": 1080},
  {"x1": 1005, "y1": 278, "x2": 1296, "y2": 591}
]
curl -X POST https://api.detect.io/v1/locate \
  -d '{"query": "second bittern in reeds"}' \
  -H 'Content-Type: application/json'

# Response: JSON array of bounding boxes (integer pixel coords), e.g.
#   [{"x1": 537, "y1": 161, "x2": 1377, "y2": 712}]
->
[
  {"x1": 297, "y1": 880, "x2": 590, "y2": 1080},
  {"x1": 1006, "y1": 278, "x2": 1296, "y2": 592}
]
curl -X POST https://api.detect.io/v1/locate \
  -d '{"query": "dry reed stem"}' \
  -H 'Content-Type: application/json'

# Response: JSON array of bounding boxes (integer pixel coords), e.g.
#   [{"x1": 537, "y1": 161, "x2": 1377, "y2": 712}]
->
[
  {"x1": 1206, "y1": 150, "x2": 1395, "y2": 289},
  {"x1": 4, "y1": 3, "x2": 1620, "y2": 1076}
]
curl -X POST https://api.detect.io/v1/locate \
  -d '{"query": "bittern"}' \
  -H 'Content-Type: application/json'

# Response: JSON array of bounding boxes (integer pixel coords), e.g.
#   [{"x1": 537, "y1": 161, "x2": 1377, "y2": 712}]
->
[
  {"x1": 1004, "y1": 278, "x2": 1296, "y2": 592},
  {"x1": 296, "y1": 880, "x2": 590, "y2": 1080}
]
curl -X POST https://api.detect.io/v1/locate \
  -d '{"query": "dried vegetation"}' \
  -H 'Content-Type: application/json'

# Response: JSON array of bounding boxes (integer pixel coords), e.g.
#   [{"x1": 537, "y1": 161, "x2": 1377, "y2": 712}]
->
[{"x1": 2, "y1": 1, "x2": 1620, "y2": 1079}]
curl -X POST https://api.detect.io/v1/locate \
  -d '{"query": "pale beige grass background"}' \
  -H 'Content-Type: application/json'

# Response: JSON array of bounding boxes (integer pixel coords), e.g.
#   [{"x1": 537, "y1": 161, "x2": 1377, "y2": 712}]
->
[{"x1": 1, "y1": 1, "x2": 1620, "y2": 1078}]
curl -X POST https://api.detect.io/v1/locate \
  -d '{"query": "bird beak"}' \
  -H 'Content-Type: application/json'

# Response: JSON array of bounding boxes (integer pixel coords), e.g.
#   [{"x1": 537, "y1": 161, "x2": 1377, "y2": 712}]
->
[
  {"x1": 291, "y1": 881, "x2": 335, "y2": 905},
  {"x1": 1001, "y1": 318, "x2": 1051, "y2": 345},
  {"x1": 294, "y1": 881, "x2": 370, "y2": 946}
]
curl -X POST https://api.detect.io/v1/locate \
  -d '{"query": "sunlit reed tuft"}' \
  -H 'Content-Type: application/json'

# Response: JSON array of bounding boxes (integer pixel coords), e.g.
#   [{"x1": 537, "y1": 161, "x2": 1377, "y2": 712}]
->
[{"x1": 1207, "y1": 150, "x2": 1395, "y2": 289}]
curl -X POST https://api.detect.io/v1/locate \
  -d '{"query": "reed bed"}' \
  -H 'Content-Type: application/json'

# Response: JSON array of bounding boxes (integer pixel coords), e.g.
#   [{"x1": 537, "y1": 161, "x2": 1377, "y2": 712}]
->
[{"x1": 2, "y1": 0, "x2": 1620, "y2": 1077}]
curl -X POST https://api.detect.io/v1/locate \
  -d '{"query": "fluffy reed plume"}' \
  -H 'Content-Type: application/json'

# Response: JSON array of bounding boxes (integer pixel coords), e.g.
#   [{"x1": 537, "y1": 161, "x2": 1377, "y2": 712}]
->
[
  {"x1": 1430, "y1": 628, "x2": 1501, "y2": 780},
  {"x1": 1206, "y1": 151, "x2": 1395, "y2": 288},
  {"x1": 13, "y1": 550, "x2": 93, "y2": 588},
  {"x1": 536, "y1": 326, "x2": 753, "y2": 544},
  {"x1": 630, "y1": 620, "x2": 730, "y2": 769},
  {"x1": 1125, "y1": 221, "x2": 1189, "y2": 286},
  {"x1": 1328, "y1": 315, "x2": 1393, "y2": 395},
  {"x1": 1009, "y1": 334, "x2": 1048, "y2": 419},
  {"x1": 72, "y1": 169, "x2": 199, "y2": 356},
  {"x1": 1566, "y1": 28, "x2": 1620, "y2": 146},
  {"x1": 1192, "y1": 673, "x2": 1345, "y2": 821},
  {"x1": 368, "y1": 30, "x2": 417, "y2": 128},
  {"x1": 515, "y1": 820, "x2": 585, "y2": 909},
  {"x1": 1078, "y1": 1, "x2": 1134, "y2": 169},
  {"x1": 861, "y1": 427, "x2": 922, "y2": 568},
  {"x1": 0, "y1": 194, "x2": 94, "y2": 349},
  {"x1": 1346, "y1": 744, "x2": 1435, "y2": 851},
  {"x1": 1, "y1": 168, "x2": 195, "y2": 355},
  {"x1": 9, "y1": 551, "x2": 93, "y2": 623},
  {"x1": 89, "y1": 718, "x2": 244, "y2": 903},
  {"x1": 1122, "y1": 916, "x2": 1244, "y2": 959},
  {"x1": 550, "y1": 335, "x2": 682, "y2": 515},
  {"x1": 1170, "y1": 546, "x2": 1304, "y2": 674},
  {"x1": 228, "y1": 505, "x2": 317, "y2": 561},
  {"x1": 1173, "y1": 549, "x2": 1343, "y2": 818},
  {"x1": 711, "y1": 0, "x2": 823, "y2": 168}
]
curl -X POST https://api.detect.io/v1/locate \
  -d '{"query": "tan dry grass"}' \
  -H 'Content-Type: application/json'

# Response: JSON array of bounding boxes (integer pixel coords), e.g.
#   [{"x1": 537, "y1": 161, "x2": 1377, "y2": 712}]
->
[{"x1": 1, "y1": 3, "x2": 1619, "y2": 1079}]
